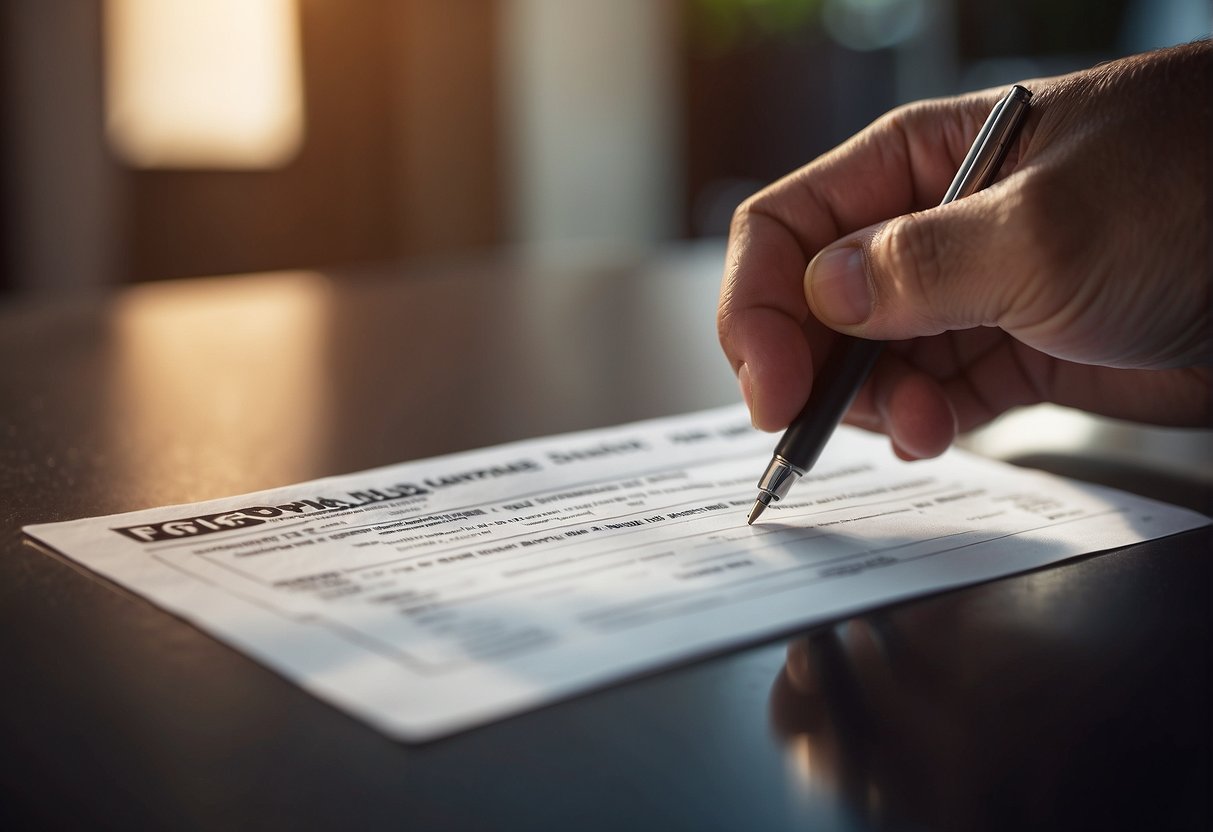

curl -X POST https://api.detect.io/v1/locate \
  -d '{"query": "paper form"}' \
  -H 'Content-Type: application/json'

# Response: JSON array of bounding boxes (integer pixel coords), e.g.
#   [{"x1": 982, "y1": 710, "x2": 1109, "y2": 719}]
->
[{"x1": 24, "y1": 405, "x2": 1208, "y2": 740}]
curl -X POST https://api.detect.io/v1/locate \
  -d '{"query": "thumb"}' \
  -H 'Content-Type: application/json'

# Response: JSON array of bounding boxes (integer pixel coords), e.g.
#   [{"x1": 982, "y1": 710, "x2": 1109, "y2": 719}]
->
[{"x1": 804, "y1": 199, "x2": 1038, "y2": 341}]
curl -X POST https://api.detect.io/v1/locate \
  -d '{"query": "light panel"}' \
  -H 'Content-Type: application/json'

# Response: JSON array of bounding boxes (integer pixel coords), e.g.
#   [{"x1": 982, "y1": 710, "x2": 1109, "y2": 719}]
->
[{"x1": 104, "y1": 0, "x2": 304, "y2": 169}]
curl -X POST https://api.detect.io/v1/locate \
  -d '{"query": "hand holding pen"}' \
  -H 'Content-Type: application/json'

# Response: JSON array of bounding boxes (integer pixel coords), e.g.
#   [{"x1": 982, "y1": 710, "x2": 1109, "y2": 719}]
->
[
  {"x1": 746, "y1": 85, "x2": 1031, "y2": 522},
  {"x1": 717, "y1": 41, "x2": 1212, "y2": 521}
]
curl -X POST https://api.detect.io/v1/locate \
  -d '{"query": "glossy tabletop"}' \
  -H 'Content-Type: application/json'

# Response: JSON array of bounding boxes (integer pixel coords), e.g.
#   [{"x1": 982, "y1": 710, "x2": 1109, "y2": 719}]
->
[{"x1": 1, "y1": 244, "x2": 1209, "y2": 830}]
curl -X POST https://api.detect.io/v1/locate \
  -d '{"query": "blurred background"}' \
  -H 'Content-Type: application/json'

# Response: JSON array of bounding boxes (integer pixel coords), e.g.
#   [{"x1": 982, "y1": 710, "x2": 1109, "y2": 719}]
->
[{"x1": 2, "y1": 0, "x2": 1208, "y2": 294}]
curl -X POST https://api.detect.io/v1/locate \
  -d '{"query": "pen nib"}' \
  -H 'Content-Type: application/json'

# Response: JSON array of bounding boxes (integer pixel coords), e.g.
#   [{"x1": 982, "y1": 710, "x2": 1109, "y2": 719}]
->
[{"x1": 747, "y1": 495, "x2": 771, "y2": 525}]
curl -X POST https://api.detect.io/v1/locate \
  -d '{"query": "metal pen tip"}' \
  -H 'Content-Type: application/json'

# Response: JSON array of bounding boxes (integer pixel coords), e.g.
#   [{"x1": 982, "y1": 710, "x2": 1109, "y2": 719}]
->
[{"x1": 747, "y1": 495, "x2": 770, "y2": 525}]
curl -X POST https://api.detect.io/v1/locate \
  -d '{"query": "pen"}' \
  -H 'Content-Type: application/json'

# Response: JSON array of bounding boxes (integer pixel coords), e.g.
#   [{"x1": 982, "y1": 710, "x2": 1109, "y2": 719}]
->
[{"x1": 747, "y1": 84, "x2": 1033, "y2": 525}]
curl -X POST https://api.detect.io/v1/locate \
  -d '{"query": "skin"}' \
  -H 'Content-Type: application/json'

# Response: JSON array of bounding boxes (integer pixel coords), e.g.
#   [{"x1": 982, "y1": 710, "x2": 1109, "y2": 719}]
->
[{"x1": 718, "y1": 41, "x2": 1211, "y2": 461}]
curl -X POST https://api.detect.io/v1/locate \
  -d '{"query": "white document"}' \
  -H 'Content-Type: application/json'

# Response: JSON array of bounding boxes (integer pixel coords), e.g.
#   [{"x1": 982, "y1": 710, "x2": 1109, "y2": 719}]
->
[{"x1": 25, "y1": 405, "x2": 1208, "y2": 740}]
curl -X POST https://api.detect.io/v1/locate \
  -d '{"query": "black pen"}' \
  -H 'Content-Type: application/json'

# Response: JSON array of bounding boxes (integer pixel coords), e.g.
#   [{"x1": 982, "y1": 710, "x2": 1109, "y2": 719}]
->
[{"x1": 747, "y1": 84, "x2": 1033, "y2": 525}]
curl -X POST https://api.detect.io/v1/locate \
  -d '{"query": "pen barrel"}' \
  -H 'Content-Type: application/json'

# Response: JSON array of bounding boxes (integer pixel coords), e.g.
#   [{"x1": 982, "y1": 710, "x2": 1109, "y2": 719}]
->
[
  {"x1": 774, "y1": 336, "x2": 883, "y2": 473},
  {"x1": 942, "y1": 85, "x2": 1032, "y2": 204}
]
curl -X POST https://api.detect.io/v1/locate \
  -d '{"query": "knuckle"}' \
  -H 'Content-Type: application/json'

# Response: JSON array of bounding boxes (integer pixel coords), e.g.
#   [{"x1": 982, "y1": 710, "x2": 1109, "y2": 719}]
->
[
  {"x1": 878, "y1": 99, "x2": 929, "y2": 134},
  {"x1": 728, "y1": 193, "x2": 766, "y2": 238},
  {"x1": 727, "y1": 201, "x2": 750, "y2": 239},
  {"x1": 880, "y1": 213, "x2": 945, "y2": 310},
  {"x1": 716, "y1": 295, "x2": 737, "y2": 348},
  {"x1": 716, "y1": 231, "x2": 748, "y2": 356}
]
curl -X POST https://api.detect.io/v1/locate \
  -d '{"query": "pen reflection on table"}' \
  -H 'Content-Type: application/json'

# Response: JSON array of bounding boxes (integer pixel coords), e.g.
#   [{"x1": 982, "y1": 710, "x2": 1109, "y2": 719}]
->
[{"x1": 767, "y1": 596, "x2": 1208, "y2": 832}]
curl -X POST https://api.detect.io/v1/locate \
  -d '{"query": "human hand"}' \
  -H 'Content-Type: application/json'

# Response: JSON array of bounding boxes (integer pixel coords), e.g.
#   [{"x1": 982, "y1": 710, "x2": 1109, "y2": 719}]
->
[{"x1": 718, "y1": 41, "x2": 1211, "y2": 460}]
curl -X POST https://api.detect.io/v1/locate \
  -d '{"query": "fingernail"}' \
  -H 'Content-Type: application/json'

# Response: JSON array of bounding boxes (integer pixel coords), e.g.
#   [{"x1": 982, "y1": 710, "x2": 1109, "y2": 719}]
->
[
  {"x1": 807, "y1": 246, "x2": 871, "y2": 325},
  {"x1": 737, "y1": 363, "x2": 756, "y2": 425}
]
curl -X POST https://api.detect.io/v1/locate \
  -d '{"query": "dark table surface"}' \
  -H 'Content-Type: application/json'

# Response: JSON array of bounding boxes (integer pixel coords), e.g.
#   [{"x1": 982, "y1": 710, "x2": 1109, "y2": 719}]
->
[{"x1": 2, "y1": 246, "x2": 1209, "y2": 831}]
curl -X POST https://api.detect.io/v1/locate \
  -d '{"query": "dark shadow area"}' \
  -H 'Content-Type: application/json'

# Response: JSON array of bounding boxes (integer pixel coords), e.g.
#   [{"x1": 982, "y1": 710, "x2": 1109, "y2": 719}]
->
[{"x1": 770, "y1": 530, "x2": 1213, "y2": 830}]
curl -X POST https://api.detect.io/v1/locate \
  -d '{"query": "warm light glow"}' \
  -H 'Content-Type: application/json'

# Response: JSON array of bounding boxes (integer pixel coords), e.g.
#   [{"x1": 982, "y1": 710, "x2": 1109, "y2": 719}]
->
[
  {"x1": 959, "y1": 404, "x2": 1101, "y2": 461},
  {"x1": 111, "y1": 271, "x2": 332, "y2": 497},
  {"x1": 104, "y1": 0, "x2": 304, "y2": 169}
]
